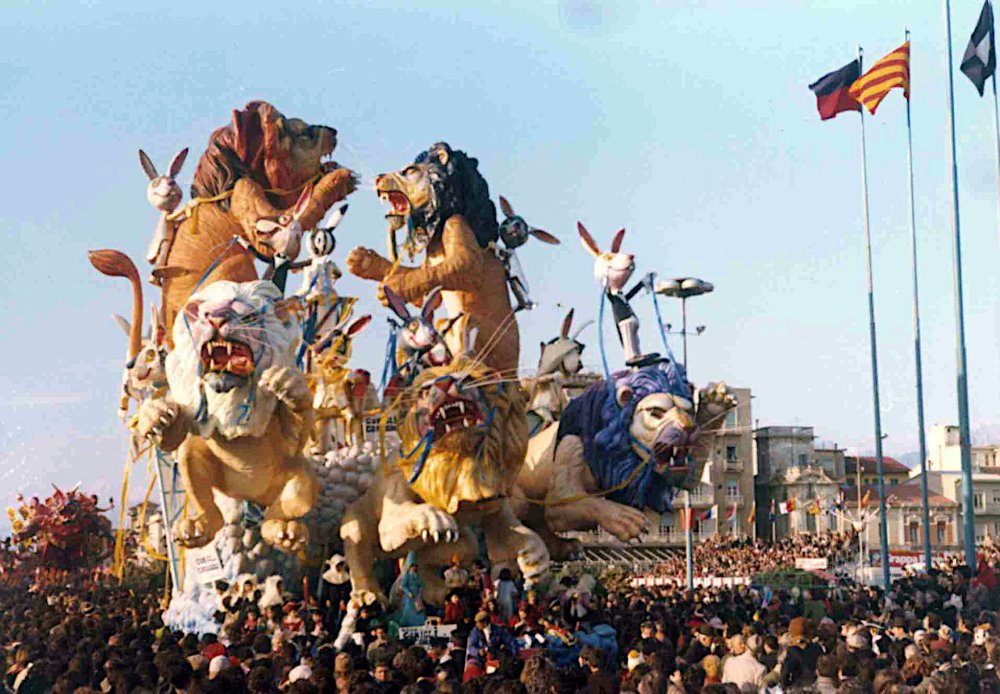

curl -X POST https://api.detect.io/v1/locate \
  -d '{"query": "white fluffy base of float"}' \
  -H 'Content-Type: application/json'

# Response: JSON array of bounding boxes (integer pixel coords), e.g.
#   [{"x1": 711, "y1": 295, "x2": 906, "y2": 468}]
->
[{"x1": 162, "y1": 439, "x2": 396, "y2": 634}]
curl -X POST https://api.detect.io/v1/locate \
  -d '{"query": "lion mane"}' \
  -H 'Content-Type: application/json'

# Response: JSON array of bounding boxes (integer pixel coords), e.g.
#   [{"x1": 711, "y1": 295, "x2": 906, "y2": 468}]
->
[
  {"x1": 191, "y1": 101, "x2": 333, "y2": 210},
  {"x1": 165, "y1": 280, "x2": 300, "y2": 440},
  {"x1": 396, "y1": 355, "x2": 527, "y2": 514},
  {"x1": 411, "y1": 143, "x2": 499, "y2": 249},
  {"x1": 557, "y1": 362, "x2": 691, "y2": 512}
]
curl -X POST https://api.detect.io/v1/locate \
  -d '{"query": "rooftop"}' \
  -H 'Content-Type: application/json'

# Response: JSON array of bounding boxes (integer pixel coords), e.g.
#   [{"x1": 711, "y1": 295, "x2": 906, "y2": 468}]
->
[
  {"x1": 844, "y1": 456, "x2": 909, "y2": 476},
  {"x1": 845, "y1": 482, "x2": 956, "y2": 508}
]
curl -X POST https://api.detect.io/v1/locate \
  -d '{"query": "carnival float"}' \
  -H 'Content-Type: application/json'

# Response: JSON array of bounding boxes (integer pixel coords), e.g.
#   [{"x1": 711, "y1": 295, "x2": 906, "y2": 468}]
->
[{"x1": 82, "y1": 100, "x2": 736, "y2": 633}]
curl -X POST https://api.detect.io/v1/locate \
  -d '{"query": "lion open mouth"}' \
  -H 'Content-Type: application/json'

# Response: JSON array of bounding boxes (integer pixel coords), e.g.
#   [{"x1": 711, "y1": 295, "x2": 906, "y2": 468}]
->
[
  {"x1": 379, "y1": 191, "x2": 410, "y2": 216},
  {"x1": 200, "y1": 339, "x2": 255, "y2": 377},
  {"x1": 652, "y1": 442, "x2": 689, "y2": 475},
  {"x1": 426, "y1": 396, "x2": 484, "y2": 439}
]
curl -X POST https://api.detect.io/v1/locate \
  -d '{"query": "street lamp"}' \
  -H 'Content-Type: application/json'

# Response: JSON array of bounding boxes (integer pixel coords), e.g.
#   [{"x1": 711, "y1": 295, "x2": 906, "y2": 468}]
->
[
  {"x1": 654, "y1": 276, "x2": 713, "y2": 592},
  {"x1": 654, "y1": 277, "x2": 714, "y2": 370}
]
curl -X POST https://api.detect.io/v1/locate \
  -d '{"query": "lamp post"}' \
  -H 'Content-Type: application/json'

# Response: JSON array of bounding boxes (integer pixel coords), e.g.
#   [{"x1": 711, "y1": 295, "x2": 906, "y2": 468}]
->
[{"x1": 654, "y1": 277, "x2": 714, "y2": 591}]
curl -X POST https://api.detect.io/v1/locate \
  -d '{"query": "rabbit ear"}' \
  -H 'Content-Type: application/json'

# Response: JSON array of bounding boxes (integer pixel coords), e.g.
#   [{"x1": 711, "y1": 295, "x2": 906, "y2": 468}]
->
[
  {"x1": 498, "y1": 196, "x2": 515, "y2": 218},
  {"x1": 577, "y1": 222, "x2": 600, "y2": 257},
  {"x1": 138, "y1": 150, "x2": 158, "y2": 180},
  {"x1": 292, "y1": 182, "x2": 313, "y2": 220},
  {"x1": 112, "y1": 314, "x2": 131, "y2": 337},
  {"x1": 383, "y1": 285, "x2": 411, "y2": 321},
  {"x1": 421, "y1": 287, "x2": 443, "y2": 321},
  {"x1": 611, "y1": 228, "x2": 626, "y2": 253},
  {"x1": 530, "y1": 229, "x2": 560, "y2": 245},
  {"x1": 561, "y1": 308, "x2": 574, "y2": 339},
  {"x1": 168, "y1": 147, "x2": 189, "y2": 178},
  {"x1": 346, "y1": 315, "x2": 372, "y2": 338}
]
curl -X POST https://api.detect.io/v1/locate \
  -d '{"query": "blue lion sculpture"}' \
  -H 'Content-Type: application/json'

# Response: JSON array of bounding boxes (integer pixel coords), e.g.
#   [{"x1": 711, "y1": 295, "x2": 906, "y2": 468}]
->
[{"x1": 516, "y1": 362, "x2": 736, "y2": 560}]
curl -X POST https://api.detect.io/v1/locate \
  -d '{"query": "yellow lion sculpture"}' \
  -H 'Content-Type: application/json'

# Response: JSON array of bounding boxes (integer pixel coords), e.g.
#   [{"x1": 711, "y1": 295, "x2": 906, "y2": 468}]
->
[
  {"x1": 339, "y1": 352, "x2": 549, "y2": 604},
  {"x1": 136, "y1": 279, "x2": 318, "y2": 553}
]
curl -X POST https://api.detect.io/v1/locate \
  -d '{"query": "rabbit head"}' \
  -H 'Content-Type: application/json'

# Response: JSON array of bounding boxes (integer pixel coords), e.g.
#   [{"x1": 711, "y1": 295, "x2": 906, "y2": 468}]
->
[
  {"x1": 577, "y1": 222, "x2": 634, "y2": 292},
  {"x1": 139, "y1": 148, "x2": 187, "y2": 213},
  {"x1": 314, "y1": 305, "x2": 371, "y2": 370},
  {"x1": 498, "y1": 196, "x2": 560, "y2": 250},
  {"x1": 307, "y1": 203, "x2": 348, "y2": 258},
  {"x1": 114, "y1": 304, "x2": 168, "y2": 392},
  {"x1": 255, "y1": 182, "x2": 312, "y2": 260},
  {"x1": 385, "y1": 285, "x2": 443, "y2": 353},
  {"x1": 538, "y1": 308, "x2": 592, "y2": 377}
]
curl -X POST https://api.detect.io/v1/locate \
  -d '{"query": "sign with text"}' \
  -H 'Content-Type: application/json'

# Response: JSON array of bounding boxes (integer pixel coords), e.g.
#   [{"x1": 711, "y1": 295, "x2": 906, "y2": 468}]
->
[
  {"x1": 186, "y1": 545, "x2": 225, "y2": 585},
  {"x1": 795, "y1": 557, "x2": 829, "y2": 570},
  {"x1": 398, "y1": 623, "x2": 457, "y2": 646}
]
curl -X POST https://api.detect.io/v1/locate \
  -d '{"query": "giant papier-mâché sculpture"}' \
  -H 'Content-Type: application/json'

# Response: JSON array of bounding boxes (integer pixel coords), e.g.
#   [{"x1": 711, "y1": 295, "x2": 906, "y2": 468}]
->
[
  {"x1": 340, "y1": 345, "x2": 550, "y2": 605},
  {"x1": 159, "y1": 101, "x2": 355, "y2": 335},
  {"x1": 346, "y1": 142, "x2": 518, "y2": 375},
  {"x1": 136, "y1": 279, "x2": 318, "y2": 553},
  {"x1": 517, "y1": 361, "x2": 735, "y2": 560}
]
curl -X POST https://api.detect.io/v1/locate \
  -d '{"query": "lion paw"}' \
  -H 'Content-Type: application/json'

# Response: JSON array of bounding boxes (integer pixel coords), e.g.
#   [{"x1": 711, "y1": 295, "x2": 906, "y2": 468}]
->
[
  {"x1": 174, "y1": 515, "x2": 220, "y2": 548},
  {"x1": 512, "y1": 525, "x2": 551, "y2": 582},
  {"x1": 347, "y1": 247, "x2": 391, "y2": 282},
  {"x1": 136, "y1": 399, "x2": 182, "y2": 449},
  {"x1": 261, "y1": 518, "x2": 310, "y2": 553},
  {"x1": 259, "y1": 366, "x2": 311, "y2": 411},
  {"x1": 696, "y1": 382, "x2": 737, "y2": 427},
  {"x1": 379, "y1": 503, "x2": 459, "y2": 554},
  {"x1": 597, "y1": 500, "x2": 650, "y2": 542}
]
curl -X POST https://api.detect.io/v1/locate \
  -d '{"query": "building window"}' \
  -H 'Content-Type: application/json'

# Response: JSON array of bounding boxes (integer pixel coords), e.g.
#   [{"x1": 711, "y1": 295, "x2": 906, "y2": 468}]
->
[
  {"x1": 726, "y1": 445, "x2": 737, "y2": 462},
  {"x1": 975, "y1": 493, "x2": 986, "y2": 510},
  {"x1": 994, "y1": 521, "x2": 1000, "y2": 537},
  {"x1": 726, "y1": 481, "x2": 739, "y2": 498},
  {"x1": 724, "y1": 409, "x2": 737, "y2": 430},
  {"x1": 976, "y1": 524, "x2": 986, "y2": 543},
  {"x1": 992, "y1": 490, "x2": 1000, "y2": 506},
  {"x1": 908, "y1": 523, "x2": 919, "y2": 545},
  {"x1": 890, "y1": 479, "x2": 899, "y2": 486},
  {"x1": 798, "y1": 454, "x2": 807, "y2": 467},
  {"x1": 936, "y1": 522, "x2": 946, "y2": 545}
]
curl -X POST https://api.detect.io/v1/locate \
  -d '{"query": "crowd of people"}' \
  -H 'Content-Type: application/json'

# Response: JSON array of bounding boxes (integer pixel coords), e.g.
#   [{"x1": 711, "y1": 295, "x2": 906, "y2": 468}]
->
[
  {"x1": 2, "y1": 535, "x2": 1000, "y2": 693},
  {"x1": 647, "y1": 533, "x2": 859, "y2": 582}
]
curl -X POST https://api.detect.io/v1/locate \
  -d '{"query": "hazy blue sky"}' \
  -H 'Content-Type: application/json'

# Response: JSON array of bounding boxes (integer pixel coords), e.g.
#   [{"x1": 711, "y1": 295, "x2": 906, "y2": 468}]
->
[{"x1": 2, "y1": 0, "x2": 1000, "y2": 515}]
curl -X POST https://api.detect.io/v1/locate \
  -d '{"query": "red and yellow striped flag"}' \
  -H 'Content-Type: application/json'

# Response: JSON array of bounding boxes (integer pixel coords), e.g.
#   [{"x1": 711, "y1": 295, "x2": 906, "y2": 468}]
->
[{"x1": 849, "y1": 42, "x2": 910, "y2": 114}]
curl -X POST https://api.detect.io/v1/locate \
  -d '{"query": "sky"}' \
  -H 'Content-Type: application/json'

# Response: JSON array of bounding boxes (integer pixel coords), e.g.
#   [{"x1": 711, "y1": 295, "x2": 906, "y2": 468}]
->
[{"x1": 2, "y1": 0, "x2": 1000, "y2": 519}]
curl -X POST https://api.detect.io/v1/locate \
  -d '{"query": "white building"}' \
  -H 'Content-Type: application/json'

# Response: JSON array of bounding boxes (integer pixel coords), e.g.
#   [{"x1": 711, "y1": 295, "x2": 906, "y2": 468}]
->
[{"x1": 911, "y1": 424, "x2": 1000, "y2": 543}]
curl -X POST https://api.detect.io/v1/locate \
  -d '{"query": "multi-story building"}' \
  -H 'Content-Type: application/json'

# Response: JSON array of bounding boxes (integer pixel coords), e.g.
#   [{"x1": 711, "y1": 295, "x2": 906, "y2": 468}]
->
[
  {"x1": 845, "y1": 482, "x2": 959, "y2": 552},
  {"x1": 754, "y1": 426, "x2": 840, "y2": 539},
  {"x1": 910, "y1": 424, "x2": 1000, "y2": 543}
]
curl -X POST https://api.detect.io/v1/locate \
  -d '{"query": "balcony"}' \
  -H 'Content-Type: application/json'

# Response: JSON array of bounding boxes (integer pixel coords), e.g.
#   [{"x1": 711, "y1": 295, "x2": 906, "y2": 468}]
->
[
  {"x1": 725, "y1": 493, "x2": 744, "y2": 506},
  {"x1": 686, "y1": 491, "x2": 715, "y2": 507},
  {"x1": 724, "y1": 459, "x2": 744, "y2": 472}
]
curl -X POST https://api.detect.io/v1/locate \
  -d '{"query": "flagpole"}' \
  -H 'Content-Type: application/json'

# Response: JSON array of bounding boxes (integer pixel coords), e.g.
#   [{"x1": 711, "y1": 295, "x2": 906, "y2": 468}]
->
[
  {"x1": 944, "y1": 0, "x2": 979, "y2": 573},
  {"x1": 685, "y1": 493, "x2": 693, "y2": 590},
  {"x1": 857, "y1": 45, "x2": 892, "y2": 591},
  {"x1": 903, "y1": 29, "x2": 934, "y2": 572},
  {"x1": 993, "y1": 32, "x2": 1000, "y2": 252}
]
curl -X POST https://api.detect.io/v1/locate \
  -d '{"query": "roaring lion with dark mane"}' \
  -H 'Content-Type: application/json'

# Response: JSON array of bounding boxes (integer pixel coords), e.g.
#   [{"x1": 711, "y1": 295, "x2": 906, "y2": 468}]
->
[
  {"x1": 160, "y1": 101, "x2": 355, "y2": 335},
  {"x1": 346, "y1": 142, "x2": 518, "y2": 374},
  {"x1": 340, "y1": 351, "x2": 549, "y2": 604}
]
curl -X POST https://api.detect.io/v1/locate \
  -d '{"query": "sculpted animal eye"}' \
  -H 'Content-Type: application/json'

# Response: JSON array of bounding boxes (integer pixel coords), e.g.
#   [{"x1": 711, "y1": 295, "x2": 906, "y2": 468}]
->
[
  {"x1": 646, "y1": 407, "x2": 668, "y2": 418},
  {"x1": 145, "y1": 352, "x2": 155, "y2": 362},
  {"x1": 403, "y1": 166, "x2": 419, "y2": 176}
]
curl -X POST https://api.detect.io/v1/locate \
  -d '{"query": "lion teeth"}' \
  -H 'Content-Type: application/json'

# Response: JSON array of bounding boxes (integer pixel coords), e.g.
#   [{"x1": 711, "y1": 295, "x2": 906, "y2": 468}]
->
[{"x1": 458, "y1": 402, "x2": 465, "y2": 414}]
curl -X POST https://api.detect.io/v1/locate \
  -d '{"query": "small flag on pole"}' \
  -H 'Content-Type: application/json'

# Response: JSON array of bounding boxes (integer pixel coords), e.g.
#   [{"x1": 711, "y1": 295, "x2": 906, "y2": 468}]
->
[
  {"x1": 726, "y1": 503, "x2": 737, "y2": 521},
  {"x1": 682, "y1": 507, "x2": 696, "y2": 530},
  {"x1": 961, "y1": 0, "x2": 996, "y2": 96},
  {"x1": 860, "y1": 489, "x2": 872, "y2": 508},
  {"x1": 747, "y1": 500, "x2": 757, "y2": 524},
  {"x1": 700, "y1": 505, "x2": 718, "y2": 521},
  {"x1": 768, "y1": 499, "x2": 776, "y2": 521},
  {"x1": 778, "y1": 498, "x2": 797, "y2": 515},
  {"x1": 849, "y1": 42, "x2": 910, "y2": 114},
  {"x1": 809, "y1": 59, "x2": 862, "y2": 120}
]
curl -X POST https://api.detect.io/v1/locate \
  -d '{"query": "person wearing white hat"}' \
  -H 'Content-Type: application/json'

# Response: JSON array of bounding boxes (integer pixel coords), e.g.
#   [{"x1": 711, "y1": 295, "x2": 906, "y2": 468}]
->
[
  {"x1": 207, "y1": 655, "x2": 229, "y2": 680},
  {"x1": 626, "y1": 650, "x2": 645, "y2": 672},
  {"x1": 288, "y1": 664, "x2": 313, "y2": 683}
]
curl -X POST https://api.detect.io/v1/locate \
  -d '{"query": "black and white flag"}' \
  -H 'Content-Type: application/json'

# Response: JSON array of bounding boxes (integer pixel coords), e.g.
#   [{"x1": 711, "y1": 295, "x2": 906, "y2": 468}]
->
[{"x1": 961, "y1": 0, "x2": 996, "y2": 96}]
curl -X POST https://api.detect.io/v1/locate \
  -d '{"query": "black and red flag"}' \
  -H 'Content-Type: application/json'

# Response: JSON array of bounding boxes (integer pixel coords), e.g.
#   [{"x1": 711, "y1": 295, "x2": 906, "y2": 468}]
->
[{"x1": 809, "y1": 59, "x2": 862, "y2": 120}]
